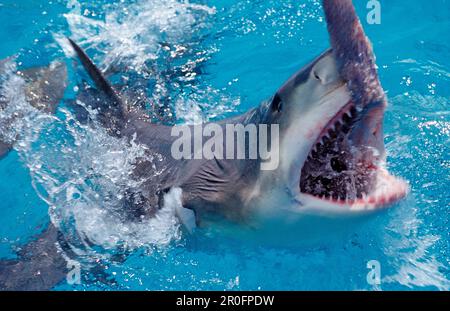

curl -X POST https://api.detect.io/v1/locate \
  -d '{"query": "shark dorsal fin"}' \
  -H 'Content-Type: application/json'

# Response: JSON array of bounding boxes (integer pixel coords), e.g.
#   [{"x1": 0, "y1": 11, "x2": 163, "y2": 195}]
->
[{"x1": 67, "y1": 38, "x2": 125, "y2": 121}]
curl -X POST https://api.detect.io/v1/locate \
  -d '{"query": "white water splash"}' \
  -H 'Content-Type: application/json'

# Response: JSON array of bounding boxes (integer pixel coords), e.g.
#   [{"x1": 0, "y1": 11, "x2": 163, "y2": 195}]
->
[
  {"x1": 0, "y1": 61, "x2": 54, "y2": 150},
  {"x1": 63, "y1": 0, "x2": 216, "y2": 74},
  {"x1": 1, "y1": 0, "x2": 234, "y2": 259},
  {"x1": 175, "y1": 86, "x2": 241, "y2": 124},
  {"x1": 0, "y1": 60, "x2": 181, "y2": 260},
  {"x1": 1, "y1": 0, "x2": 241, "y2": 261},
  {"x1": 58, "y1": 0, "x2": 238, "y2": 123}
]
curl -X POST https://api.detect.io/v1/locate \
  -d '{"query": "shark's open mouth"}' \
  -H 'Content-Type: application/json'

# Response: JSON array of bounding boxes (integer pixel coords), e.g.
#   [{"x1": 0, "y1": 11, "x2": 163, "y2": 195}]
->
[
  {"x1": 299, "y1": 101, "x2": 408, "y2": 210},
  {"x1": 294, "y1": 0, "x2": 411, "y2": 211}
]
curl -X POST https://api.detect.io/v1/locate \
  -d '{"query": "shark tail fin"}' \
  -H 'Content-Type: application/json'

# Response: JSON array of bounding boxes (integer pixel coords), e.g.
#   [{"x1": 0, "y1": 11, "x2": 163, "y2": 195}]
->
[{"x1": 67, "y1": 38, "x2": 126, "y2": 134}]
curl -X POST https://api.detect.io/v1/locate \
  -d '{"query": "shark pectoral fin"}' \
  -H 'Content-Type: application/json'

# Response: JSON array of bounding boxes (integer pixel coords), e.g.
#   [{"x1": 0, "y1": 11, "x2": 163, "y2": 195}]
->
[
  {"x1": 163, "y1": 187, "x2": 197, "y2": 234},
  {"x1": 175, "y1": 205, "x2": 197, "y2": 234}
]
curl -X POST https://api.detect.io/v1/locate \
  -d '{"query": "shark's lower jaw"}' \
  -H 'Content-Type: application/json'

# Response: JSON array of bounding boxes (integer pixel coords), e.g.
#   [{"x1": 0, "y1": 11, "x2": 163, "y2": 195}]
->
[{"x1": 298, "y1": 101, "x2": 408, "y2": 212}]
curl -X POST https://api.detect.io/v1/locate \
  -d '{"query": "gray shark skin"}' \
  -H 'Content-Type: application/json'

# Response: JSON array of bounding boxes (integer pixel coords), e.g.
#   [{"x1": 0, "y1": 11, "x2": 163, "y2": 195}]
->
[{"x1": 0, "y1": 0, "x2": 408, "y2": 290}]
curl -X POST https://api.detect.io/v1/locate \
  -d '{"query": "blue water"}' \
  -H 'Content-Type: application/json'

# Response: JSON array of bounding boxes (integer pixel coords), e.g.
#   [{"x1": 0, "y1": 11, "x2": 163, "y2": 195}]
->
[{"x1": 0, "y1": 0, "x2": 449, "y2": 290}]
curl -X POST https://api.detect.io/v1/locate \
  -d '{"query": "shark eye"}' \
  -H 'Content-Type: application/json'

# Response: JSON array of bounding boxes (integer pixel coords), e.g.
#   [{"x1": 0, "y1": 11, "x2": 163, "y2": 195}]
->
[
  {"x1": 271, "y1": 93, "x2": 283, "y2": 112},
  {"x1": 313, "y1": 70, "x2": 321, "y2": 81}
]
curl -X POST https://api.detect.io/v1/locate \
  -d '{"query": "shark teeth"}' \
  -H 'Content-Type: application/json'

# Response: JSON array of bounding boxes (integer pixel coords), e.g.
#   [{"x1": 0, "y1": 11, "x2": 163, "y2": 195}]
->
[
  {"x1": 299, "y1": 100, "x2": 396, "y2": 207},
  {"x1": 301, "y1": 168, "x2": 409, "y2": 211},
  {"x1": 306, "y1": 101, "x2": 356, "y2": 160},
  {"x1": 299, "y1": 98, "x2": 405, "y2": 211}
]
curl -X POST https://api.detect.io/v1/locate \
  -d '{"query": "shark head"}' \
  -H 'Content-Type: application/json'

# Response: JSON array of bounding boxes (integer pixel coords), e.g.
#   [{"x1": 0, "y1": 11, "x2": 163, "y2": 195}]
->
[{"x1": 255, "y1": 0, "x2": 408, "y2": 216}]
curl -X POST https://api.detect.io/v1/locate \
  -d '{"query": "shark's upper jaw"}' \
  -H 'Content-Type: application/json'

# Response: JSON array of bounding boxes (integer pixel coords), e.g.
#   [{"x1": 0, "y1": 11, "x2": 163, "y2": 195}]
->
[
  {"x1": 297, "y1": 98, "x2": 408, "y2": 212},
  {"x1": 287, "y1": 0, "x2": 409, "y2": 213}
]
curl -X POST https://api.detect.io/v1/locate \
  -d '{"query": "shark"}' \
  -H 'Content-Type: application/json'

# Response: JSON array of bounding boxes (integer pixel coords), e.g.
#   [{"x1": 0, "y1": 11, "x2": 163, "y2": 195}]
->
[{"x1": 0, "y1": 0, "x2": 408, "y2": 290}]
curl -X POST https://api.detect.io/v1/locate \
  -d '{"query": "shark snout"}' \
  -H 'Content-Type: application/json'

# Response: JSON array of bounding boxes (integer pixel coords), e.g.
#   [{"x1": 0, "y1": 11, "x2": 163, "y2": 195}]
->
[{"x1": 274, "y1": 49, "x2": 345, "y2": 122}]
